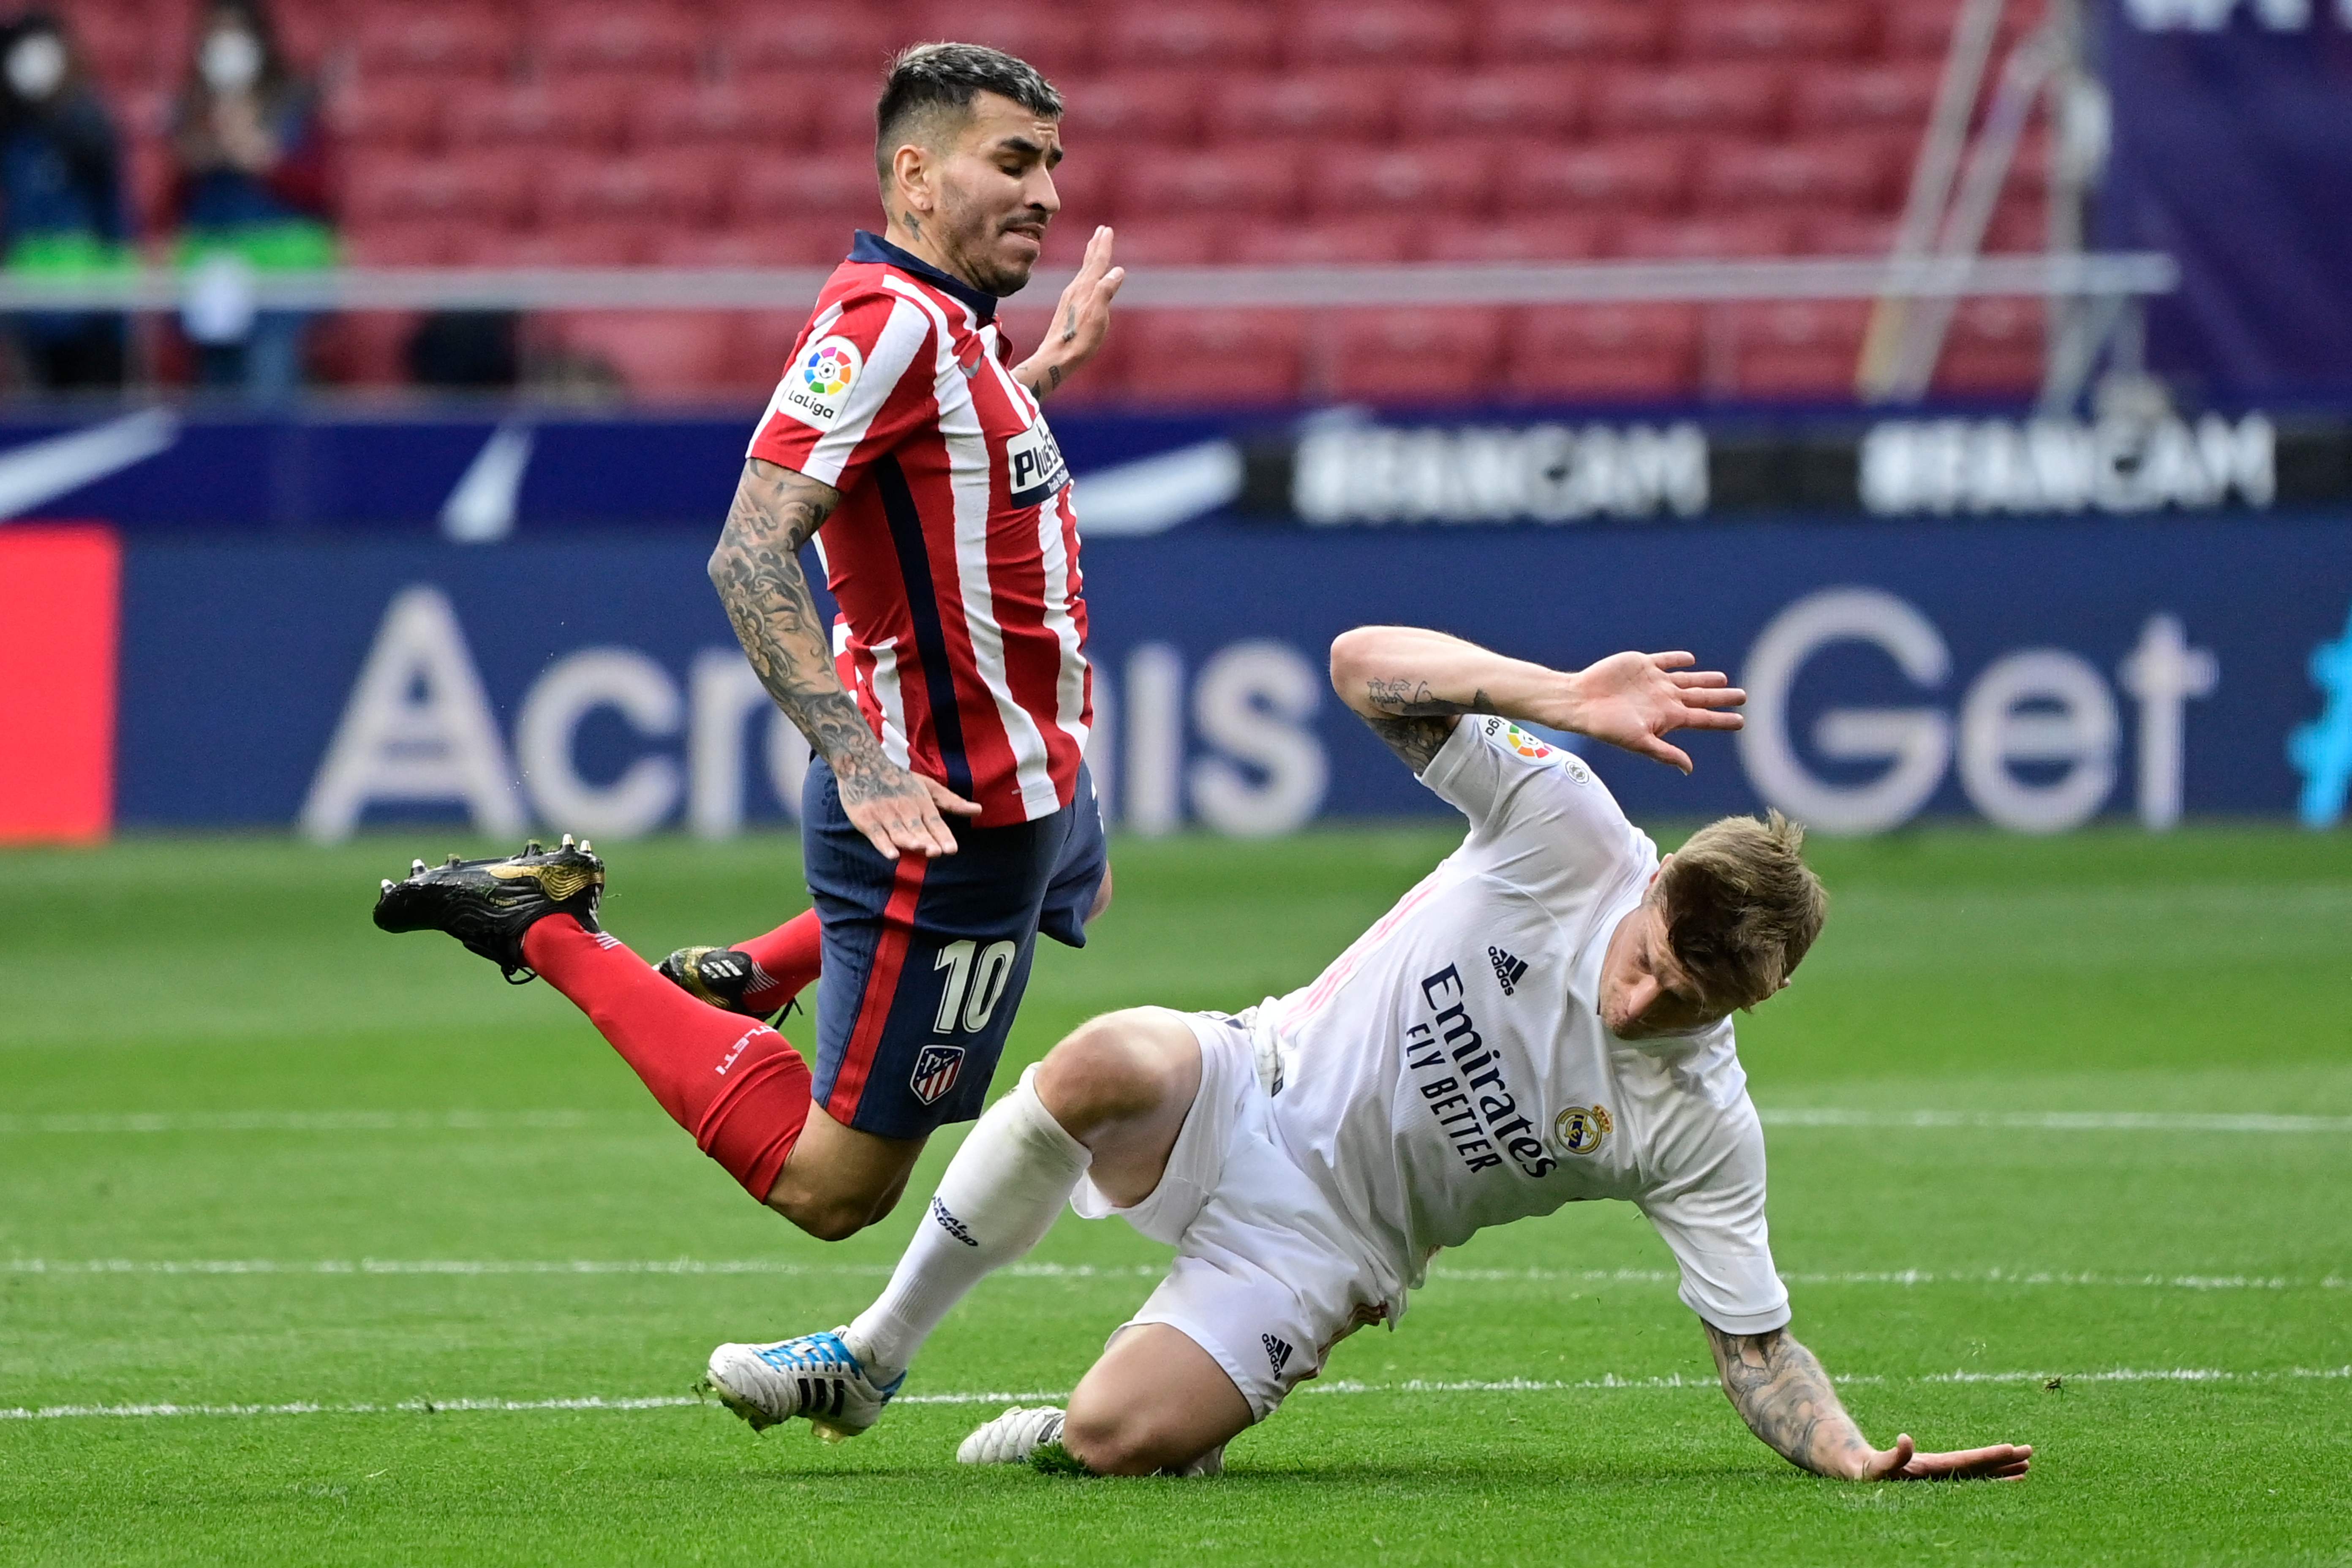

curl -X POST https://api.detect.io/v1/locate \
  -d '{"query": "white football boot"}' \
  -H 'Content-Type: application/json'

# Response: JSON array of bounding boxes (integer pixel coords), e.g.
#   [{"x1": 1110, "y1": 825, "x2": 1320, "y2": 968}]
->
[
  {"x1": 956, "y1": 1405, "x2": 1225, "y2": 1475},
  {"x1": 703, "y1": 1328, "x2": 904, "y2": 1441}
]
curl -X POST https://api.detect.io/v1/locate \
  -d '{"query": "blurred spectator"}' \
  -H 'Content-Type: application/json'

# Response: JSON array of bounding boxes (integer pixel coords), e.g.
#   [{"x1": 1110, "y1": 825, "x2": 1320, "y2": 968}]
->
[
  {"x1": 169, "y1": 0, "x2": 336, "y2": 401},
  {"x1": 0, "y1": 12, "x2": 131, "y2": 390}
]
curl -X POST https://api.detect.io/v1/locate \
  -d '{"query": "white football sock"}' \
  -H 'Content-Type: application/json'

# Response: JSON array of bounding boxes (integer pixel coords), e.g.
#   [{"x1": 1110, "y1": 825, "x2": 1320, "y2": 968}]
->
[{"x1": 844, "y1": 1066, "x2": 1090, "y2": 1383}]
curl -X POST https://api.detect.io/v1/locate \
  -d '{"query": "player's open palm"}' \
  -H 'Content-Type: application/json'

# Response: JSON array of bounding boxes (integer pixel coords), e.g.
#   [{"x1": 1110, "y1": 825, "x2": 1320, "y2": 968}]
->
[
  {"x1": 1860, "y1": 1435, "x2": 2034, "y2": 1481},
  {"x1": 1036, "y1": 226, "x2": 1124, "y2": 378},
  {"x1": 1568, "y1": 651, "x2": 1745, "y2": 773}
]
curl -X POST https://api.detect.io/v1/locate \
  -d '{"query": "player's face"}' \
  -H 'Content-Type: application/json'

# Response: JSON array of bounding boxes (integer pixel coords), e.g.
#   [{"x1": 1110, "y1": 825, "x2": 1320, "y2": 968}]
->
[
  {"x1": 1597, "y1": 883, "x2": 1732, "y2": 1040},
  {"x1": 930, "y1": 93, "x2": 1064, "y2": 295}
]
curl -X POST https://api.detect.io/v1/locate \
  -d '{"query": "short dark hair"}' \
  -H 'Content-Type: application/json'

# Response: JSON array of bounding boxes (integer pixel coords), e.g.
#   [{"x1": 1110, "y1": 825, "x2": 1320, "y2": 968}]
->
[{"x1": 874, "y1": 42, "x2": 1062, "y2": 181}]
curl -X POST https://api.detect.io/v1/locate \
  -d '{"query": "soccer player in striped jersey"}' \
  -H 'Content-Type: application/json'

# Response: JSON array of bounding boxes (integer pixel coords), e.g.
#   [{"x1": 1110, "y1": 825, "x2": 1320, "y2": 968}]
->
[{"x1": 374, "y1": 45, "x2": 1124, "y2": 1247}]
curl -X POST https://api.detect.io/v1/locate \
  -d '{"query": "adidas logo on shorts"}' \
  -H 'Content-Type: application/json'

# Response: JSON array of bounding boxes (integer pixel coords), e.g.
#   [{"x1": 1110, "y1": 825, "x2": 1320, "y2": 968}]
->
[
  {"x1": 1262, "y1": 1334, "x2": 1293, "y2": 1376},
  {"x1": 1487, "y1": 945, "x2": 1528, "y2": 996}
]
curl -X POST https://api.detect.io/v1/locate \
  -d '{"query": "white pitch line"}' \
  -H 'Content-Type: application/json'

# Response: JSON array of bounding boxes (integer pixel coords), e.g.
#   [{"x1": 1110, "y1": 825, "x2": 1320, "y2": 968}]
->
[
  {"x1": 1759, "y1": 1109, "x2": 2352, "y2": 1134},
  {"x1": 4, "y1": 1108, "x2": 2348, "y2": 1136},
  {"x1": 6, "y1": 1259, "x2": 2343, "y2": 1292},
  {"x1": 9, "y1": 1367, "x2": 2347, "y2": 1423},
  {"x1": 0, "y1": 1111, "x2": 602, "y2": 1135}
]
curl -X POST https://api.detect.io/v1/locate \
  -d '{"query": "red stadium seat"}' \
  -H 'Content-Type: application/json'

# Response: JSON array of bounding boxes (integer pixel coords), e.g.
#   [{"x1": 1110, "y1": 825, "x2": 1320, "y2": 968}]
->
[
  {"x1": 651, "y1": 225, "x2": 855, "y2": 268},
  {"x1": 629, "y1": 79, "x2": 813, "y2": 150},
  {"x1": 1208, "y1": 72, "x2": 1395, "y2": 144},
  {"x1": 1479, "y1": 4, "x2": 1664, "y2": 65},
  {"x1": 1124, "y1": 309, "x2": 1307, "y2": 405},
  {"x1": 1935, "y1": 296, "x2": 2044, "y2": 395},
  {"x1": 550, "y1": 311, "x2": 747, "y2": 398},
  {"x1": 1592, "y1": 63, "x2": 1786, "y2": 139},
  {"x1": 1044, "y1": 153, "x2": 1120, "y2": 230},
  {"x1": 463, "y1": 226, "x2": 653, "y2": 266},
  {"x1": 1060, "y1": 72, "x2": 1206, "y2": 145},
  {"x1": 1314, "y1": 142, "x2": 1499, "y2": 218},
  {"x1": 727, "y1": 71, "x2": 877, "y2": 148},
  {"x1": 353, "y1": 5, "x2": 522, "y2": 80},
  {"x1": 74, "y1": 4, "x2": 188, "y2": 90},
  {"x1": 1398, "y1": 69, "x2": 1585, "y2": 144},
  {"x1": 721, "y1": 8, "x2": 907, "y2": 74},
  {"x1": 736, "y1": 153, "x2": 887, "y2": 228},
  {"x1": 446, "y1": 80, "x2": 635, "y2": 154},
  {"x1": 1327, "y1": 306, "x2": 1507, "y2": 403},
  {"x1": 346, "y1": 148, "x2": 536, "y2": 229},
  {"x1": 1048, "y1": 216, "x2": 1220, "y2": 265},
  {"x1": 1505, "y1": 304, "x2": 1701, "y2": 399},
  {"x1": 1424, "y1": 216, "x2": 1610, "y2": 262},
  {"x1": 917, "y1": 5, "x2": 1098, "y2": 79},
  {"x1": 343, "y1": 220, "x2": 471, "y2": 266},
  {"x1": 1612, "y1": 212, "x2": 1799, "y2": 257},
  {"x1": 1726, "y1": 299, "x2": 1871, "y2": 397},
  {"x1": 1229, "y1": 217, "x2": 1418, "y2": 264},
  {"x1": 1788, "y1": 61, "x2": 1941, "y2": 135},
  {"x1": 1696, "y1": 138, "x2": 1889, "y2": 215},
  {"x1": 1292, "y1": 4, "x2": 1468, "y2": 68},
  {"x1": 1120, "y1": 146, "x2": 1301, "y2": 218},
  {"x1": 1506, "y1": 138, "x2": 1690, "y2": 216},
  {"x1": 1674, "y1": 1, "x2": 1874, "y2": 61},
  {"x1": 328, "y1": 78, "x2": 446, "y2": 153},
  {"x1": 308, "y1": 311, "x2": 422, "y2": 389},
  {"x1": 1984, "y1": 192, "x2": 2050, "y2": 253},
  {"x1": 541, "y1": 5, "x2": 707, "y2": 81},
  {"x1": 1798, "y1": 212, "x2": 1902, "y2": 255},
  {"x1": 1102, "y1": 5, "x2": 1282, "y2": 71},
  {"x1": 1886, "y1": 0, "x2": 2045, "y2": 60},
  {"x1": 544, "y1": 150, "x2": 734, "y2": 229}
]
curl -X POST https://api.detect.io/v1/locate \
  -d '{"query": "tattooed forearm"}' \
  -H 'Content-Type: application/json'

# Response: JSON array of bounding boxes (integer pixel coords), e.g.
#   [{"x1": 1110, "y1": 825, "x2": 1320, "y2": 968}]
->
[
  {"x1": 1362, "y1": 714, "x2": 1456, "y2": 773},
  {"x1": 1364, "y1": 678, "x2": 1494, "y2": 717},
  {"x1": 1705, "y1": 1325, "x2": 1874, "y2": 1479},
  {"x1": 708, "y1": 460, "x2": 908, "y2": 806}
]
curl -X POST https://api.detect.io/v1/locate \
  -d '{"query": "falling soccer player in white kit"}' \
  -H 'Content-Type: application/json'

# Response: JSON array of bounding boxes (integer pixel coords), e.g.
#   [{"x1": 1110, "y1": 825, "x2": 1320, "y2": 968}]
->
[{"x1": 701, "y1": 624, "x2": 2034, "y2": 1484}]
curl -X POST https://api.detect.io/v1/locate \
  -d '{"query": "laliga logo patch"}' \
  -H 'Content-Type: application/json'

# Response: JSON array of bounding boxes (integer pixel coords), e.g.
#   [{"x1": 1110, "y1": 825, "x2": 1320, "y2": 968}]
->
[
  {"x1": 1554, "y1": 1103, "x2": 1612, "y2": 1157},
  {"x1": 1500, "y1": 723, "x2": 1555, "y2": 761},
  {"x1": 776, "y1": 334, "x2": 863, "y2": 429}
]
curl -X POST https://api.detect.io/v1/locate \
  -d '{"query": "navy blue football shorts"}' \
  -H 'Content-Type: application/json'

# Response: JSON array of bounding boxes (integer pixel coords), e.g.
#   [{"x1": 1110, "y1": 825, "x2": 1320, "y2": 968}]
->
[{"x1": 801, "y1": 755, "x2": 1108, "y2": 1140}]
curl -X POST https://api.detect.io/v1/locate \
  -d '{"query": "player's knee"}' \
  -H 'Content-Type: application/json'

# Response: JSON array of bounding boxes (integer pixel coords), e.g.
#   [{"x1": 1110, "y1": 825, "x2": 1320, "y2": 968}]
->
[
  {"x1": 1059, "y1": 1403, "x2": 1200, "y2": 1478},
  {"x1": 766, "y1": 1180, "x2": 901, "y2": 1242},
  {"x1": 1037, "y1": 1010, "x2": 1181, "y2": 1136}
]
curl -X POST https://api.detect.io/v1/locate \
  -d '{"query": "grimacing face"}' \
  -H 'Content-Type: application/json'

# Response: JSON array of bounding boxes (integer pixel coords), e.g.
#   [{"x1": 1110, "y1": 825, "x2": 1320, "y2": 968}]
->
[
  {"x1": 1596, "y1": 858, "x2": 1748, "y2": 1040},
  {"x1": 892, "y1": 90, "x2": 1062, "y2": 296}
]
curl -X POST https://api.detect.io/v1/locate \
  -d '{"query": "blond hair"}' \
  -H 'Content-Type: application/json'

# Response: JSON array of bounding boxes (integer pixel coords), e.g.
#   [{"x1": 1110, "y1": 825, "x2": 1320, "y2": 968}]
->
[{"x1": 1657, "y1": 811, "x2": 1827, "y2": 1011}]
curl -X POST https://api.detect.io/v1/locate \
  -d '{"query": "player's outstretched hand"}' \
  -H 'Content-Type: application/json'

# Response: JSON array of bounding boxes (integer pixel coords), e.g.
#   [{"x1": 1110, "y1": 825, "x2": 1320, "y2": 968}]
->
[
  {"x1": 836, "y1": 754, "x2": 983, "y2": 859},
  {"x1": 1859, "y1": 1435, "x2": 2034, "y2": 1481},
  {"x1": 1020, "y1": 226, "x2": 1125, "y2": 396},
  {"x1": 1562, "y1": 651, "x2": 1745, "y2": 774}
]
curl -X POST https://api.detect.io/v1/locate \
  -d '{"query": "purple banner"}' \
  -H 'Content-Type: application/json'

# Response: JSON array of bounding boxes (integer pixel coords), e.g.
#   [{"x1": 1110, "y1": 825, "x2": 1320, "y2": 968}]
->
[{"x1": 2098, "y1": 0, "x2": 2352, "y2": 402}]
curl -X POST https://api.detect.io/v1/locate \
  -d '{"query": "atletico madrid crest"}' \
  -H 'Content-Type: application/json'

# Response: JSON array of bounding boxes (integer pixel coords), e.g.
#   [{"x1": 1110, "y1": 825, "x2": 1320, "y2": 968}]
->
[{"x1": 910, "y1": 1044, "x2": 966, "y2": 1107}]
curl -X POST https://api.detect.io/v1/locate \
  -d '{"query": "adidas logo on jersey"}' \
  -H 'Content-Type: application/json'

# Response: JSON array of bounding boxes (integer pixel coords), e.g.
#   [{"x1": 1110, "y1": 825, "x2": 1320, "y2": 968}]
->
[
  {"x1": 1262, "y1": 1334, "x2": 1293, "y2": 1376},
  {"x1": 1487, "y1": 945, "x2": 1528, "y2": 996}
]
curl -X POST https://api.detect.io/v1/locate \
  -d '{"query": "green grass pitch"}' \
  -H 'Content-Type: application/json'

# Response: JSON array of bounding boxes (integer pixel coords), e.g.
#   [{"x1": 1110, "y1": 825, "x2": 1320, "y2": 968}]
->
[{"x1": 3, "y1": 825, "x2": 2349, "y2": 1565}]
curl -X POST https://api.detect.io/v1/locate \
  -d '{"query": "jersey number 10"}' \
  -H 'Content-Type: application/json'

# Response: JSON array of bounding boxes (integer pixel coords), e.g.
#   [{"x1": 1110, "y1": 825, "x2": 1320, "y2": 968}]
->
[{"x1": 933, "y1": 939, "x2": 1017, "y2": 1034}]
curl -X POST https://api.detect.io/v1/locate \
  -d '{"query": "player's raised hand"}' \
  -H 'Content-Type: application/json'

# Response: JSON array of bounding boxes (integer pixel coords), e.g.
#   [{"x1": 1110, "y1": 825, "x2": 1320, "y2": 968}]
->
[
  {"x1": 1858, "y1": 1435, "x2": 2033, "y2": 1481},
  {"x1": 835, "y1": 753, "x2": 983, "y2": 859},
  {"x1": 1017, "y1": 226, "x2": 1125, "y2": 397},
  {"x1": 1561, "y1": 650, "x2": 1745, "y2": 774}
]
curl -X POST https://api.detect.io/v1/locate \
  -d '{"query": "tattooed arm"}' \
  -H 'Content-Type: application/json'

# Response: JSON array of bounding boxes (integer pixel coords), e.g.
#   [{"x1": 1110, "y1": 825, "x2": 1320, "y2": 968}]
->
[
  {"x1": 1012, "y1": 226, "x2": 1124, "y2": 401},
  {"x1": 1328, "y1": 625, "x2": 1748, "y2": 775},
  {"x1": 708, "y1": 457, "x2": 980, "y2": 858},
  {"x1": 1705, "y1": 1324, "x2": 2032, "y2": 1481}
]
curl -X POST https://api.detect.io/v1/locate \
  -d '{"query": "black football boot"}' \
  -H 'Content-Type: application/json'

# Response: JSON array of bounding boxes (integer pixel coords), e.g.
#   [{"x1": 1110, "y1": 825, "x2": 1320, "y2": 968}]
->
[
  {"x1": 656, "y1": 945, "x2": 789, "y2": 1022},
  {"x1": 373, "y1": 834, "x2": 605, "y2": 983}
]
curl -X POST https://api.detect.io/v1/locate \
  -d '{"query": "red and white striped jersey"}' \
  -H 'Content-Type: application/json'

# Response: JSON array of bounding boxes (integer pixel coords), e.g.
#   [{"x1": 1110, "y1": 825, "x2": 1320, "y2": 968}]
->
[{"x1": 747, "y1": 231, "x2": 1090, "y2": 828}]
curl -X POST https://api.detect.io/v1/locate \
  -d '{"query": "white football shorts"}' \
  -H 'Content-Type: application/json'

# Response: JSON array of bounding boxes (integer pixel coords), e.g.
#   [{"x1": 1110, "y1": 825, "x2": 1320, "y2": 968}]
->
[{"x1": 1071, "y1": 1007, "x2": 1391, "y2": 1422}]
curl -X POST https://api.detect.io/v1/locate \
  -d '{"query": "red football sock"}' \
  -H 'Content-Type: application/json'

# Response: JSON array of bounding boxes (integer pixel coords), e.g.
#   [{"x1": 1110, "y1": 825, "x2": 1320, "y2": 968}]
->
[
  {"x1": 732, "y1": 908, "x2": 823, "y2": 1015},
  {"x1": 522, "y1": 916, "x2": 811, "y2": 1200}
]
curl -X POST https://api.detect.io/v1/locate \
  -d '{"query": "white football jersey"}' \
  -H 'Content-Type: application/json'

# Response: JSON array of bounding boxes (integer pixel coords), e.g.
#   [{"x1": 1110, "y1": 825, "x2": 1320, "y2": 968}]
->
[{"x1": 1258, "y1": 715, "x2": 1791, "y2": 1336}]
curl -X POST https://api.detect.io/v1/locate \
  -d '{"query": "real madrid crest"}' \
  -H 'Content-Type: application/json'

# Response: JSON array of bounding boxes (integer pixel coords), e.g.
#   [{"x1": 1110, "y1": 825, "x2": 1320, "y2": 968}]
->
[{"x1": 1554, "y1": 1103, "x2": 1612, "y2": 1157}]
